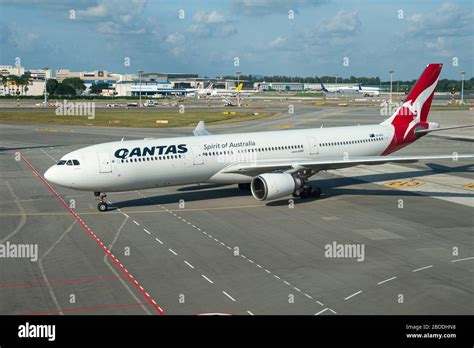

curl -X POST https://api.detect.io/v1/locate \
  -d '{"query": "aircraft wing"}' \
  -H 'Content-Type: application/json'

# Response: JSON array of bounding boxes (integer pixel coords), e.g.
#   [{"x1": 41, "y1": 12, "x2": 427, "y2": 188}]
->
[
  {"x1": 222, "y1": 154, "x2": 474, "y2": 175},
  {"x1": 193, "y1": 121, "x2": 212, "y2": 136}
]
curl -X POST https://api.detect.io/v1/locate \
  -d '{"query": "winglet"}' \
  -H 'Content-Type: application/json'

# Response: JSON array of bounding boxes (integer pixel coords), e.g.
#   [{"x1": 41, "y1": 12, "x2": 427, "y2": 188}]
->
[{"x1": 193, "y1": 121, "x2": 212, "y2": 136}]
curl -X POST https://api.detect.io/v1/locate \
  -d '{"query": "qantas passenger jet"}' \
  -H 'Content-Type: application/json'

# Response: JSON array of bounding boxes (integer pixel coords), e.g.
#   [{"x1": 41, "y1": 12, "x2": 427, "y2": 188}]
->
[{"x1": 44, "y1": 64, "x2": 473, "y2": 211}]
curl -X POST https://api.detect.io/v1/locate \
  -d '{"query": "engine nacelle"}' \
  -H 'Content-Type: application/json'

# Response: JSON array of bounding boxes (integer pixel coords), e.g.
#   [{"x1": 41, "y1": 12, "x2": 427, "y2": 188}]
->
[{"x1": 251, "y1": 173, "x2": 297, "y2": 201}]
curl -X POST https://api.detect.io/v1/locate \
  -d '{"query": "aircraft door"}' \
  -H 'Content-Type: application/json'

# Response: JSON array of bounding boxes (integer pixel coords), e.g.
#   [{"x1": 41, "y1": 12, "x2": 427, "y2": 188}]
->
[
  {"x1": 98, "y1": 152, "x2": 112, "y2": 173},
  {"x1": 307, "y1": 136, "x2": 319, "y2": 155}
]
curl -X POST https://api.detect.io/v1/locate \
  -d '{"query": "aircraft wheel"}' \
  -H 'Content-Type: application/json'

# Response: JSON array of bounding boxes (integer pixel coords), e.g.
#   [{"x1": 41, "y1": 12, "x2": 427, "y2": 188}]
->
[
  {"x1": 98, "y1": 202, "x2": 108, "y2": 212},
  {"x1": 311, "y1": 187, "x2": 322, "y2": 197}
]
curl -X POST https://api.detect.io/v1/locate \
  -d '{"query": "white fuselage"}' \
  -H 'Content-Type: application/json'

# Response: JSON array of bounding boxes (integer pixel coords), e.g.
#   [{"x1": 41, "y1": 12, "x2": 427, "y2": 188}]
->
[{"x1": 45, "y1": 124, "x2": 394, "y2": 192}]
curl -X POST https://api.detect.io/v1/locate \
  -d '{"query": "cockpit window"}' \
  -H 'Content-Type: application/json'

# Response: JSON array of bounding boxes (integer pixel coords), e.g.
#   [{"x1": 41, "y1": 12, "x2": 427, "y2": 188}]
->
[
  {"x1": 73, "y1": 160, "x2": 80, "y2": 165},
  {"x1": 57, "y1": 160, "x2": 66, "y2": 165},
  {"x1": 66, "y1": 160, "x2": 73, "y2": 165}
]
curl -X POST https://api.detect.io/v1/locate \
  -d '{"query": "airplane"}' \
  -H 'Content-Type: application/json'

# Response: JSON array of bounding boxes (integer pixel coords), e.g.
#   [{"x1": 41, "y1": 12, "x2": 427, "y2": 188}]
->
[
  {"x1": 357, "y1": 84, "x2": 381, "y2": 97},
  {"x1": 197, "y1": 83, "x2": 257, "y2": 97},
  {"x1": 44, "y1": 64, "x2": 474, "y2": 212},
  {"x1": 320, "y1": 82, "x2": 357, "y2": 94}
]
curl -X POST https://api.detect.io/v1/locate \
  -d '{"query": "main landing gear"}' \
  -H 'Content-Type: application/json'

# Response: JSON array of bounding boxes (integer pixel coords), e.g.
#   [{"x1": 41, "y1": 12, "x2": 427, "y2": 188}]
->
[
  {"x1": 95, "y1": 192, "x2": 108, "y2": 212},
  {"x1": 292, "y1": 185, "x2": 321, "y2": 199}
]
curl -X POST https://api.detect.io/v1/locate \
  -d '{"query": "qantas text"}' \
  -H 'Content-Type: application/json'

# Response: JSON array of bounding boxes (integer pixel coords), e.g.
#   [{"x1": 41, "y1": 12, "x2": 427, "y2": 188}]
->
[{"x1": 114, "y1": 144, "x2": 188, "y2": 159}]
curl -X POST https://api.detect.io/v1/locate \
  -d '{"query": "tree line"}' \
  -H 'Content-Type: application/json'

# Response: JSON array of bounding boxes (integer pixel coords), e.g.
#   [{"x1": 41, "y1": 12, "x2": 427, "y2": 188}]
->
[{"x1": 46, "y1": 78, "x2": 86, "y2": 96}]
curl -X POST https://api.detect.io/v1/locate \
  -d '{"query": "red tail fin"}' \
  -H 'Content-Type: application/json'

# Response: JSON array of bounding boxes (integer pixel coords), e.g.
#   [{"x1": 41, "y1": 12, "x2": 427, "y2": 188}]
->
[{"x1": 382, "y1": 64, "x2": 442, "y2": 154}]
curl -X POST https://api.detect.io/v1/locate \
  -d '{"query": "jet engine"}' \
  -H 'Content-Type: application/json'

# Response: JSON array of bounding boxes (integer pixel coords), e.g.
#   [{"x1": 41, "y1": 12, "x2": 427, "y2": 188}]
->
[{"x1": 250, "y1": 173, "x2": 299, "y2": 201}]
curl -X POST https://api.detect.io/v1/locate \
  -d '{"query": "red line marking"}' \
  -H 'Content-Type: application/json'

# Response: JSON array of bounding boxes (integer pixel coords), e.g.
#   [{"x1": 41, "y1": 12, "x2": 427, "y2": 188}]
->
[
  {"x1": 20, "y1": 302, "x2": 148, "y2": 315},
  {"x1": 20, "y1": 153, "x2": 165, "y2": 315},
  {"x1": 0, "y1": 276, "x2": 122, "y2": 289}
]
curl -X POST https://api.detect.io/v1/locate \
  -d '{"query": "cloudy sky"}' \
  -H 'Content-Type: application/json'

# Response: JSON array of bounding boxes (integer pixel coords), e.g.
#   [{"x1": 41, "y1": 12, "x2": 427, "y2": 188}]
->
[{"x1": 0, "y1": 0, "x2": 472, "y2": 80}]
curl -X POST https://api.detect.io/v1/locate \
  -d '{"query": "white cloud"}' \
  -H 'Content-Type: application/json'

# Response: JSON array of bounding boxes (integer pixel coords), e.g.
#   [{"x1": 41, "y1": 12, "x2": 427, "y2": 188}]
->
[
  {"x1": 76, "y1": 0, "x2": 148, "y2": 36},
  {"x1": 77, "y1": 2, "x2": 108, "y2": 17},
  {"x1": 402, "y1": 2, "x2": 473, "y2": 58},
  {"x1": 166, "y1": 33, "x2": 184, "y2": 45},
  {"x1": 189, "y1": 10, "x2": 237, "y2": 38},
  {"x1": 193, "y1": 10, "x2": 225, "y2": 24},
  {"x1": 268, "y1": 36, "x2": 287, "y2": 48},
  {"x1": 424, "y1": 37, "x2": 450, "y2": 57},
  {"x1": 318, "y1": 10, "x2": 361, "y2": 37},
  {"x1": 406, "y1": 2, "x2": 473, "y2": 37},
  {"x1": 232, "y1": 0, "x2": 327, "y2": 16}
]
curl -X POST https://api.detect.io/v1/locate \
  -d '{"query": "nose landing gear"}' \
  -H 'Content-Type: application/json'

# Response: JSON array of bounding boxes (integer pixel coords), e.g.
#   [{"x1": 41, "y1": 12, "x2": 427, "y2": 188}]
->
[{"x1": 95, "y1": 192, "x2": 108, "y2": 212}]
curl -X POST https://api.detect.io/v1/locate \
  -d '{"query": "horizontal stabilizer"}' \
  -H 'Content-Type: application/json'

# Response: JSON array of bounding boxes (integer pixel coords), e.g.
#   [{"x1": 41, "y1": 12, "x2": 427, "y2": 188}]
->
[{"x1": 415, "y1": 124, "x2": 474, "y2": 135}]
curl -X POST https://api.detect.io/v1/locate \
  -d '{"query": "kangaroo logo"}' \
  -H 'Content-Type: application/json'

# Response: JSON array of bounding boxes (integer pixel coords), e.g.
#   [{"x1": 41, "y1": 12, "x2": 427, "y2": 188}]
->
[{"x1": 401, "y1": 78, "x2": 439, "y2": 139}]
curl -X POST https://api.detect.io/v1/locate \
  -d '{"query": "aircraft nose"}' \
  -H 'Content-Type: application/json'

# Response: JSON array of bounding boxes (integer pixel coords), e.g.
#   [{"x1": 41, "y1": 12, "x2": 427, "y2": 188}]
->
[{"x1": 44, "y1": 166, "x2": 57, "y2": 183}]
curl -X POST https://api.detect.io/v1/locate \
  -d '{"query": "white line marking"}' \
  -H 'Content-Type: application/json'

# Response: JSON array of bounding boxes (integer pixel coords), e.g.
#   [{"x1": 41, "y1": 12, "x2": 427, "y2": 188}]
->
[
  {"x1": 256, "y1": 264, "x2": 263, "y2": 269},
  {"x1": 143, "y1": 229, "x2": 151, "y2": 235},
  {"x1": 293, "y1": 287, "x2": 301, "y2": 292},
  {"x1": 169, "y1": 248, "x2": 178, "y2": 256},
  {"x1": 202, "y1": 275, "x2": 213, "y2": 284},
  {"x1": 123, "y1": 213, "x2": 129, "y2": 218},
  {"x1": 133, "y1": 220, "x2": 140, "y2": 226},
  {"x1": 344, "y1": 290, "x2": 362, "y2": 300},
  {"x1": 315, "y1": 308, "x2": 329, "y2": 316},
  {"x1": 222, "y1": 291, "x2": 236, "y2": 302},
  {"x1": 304, "y1": 293, "x2": 312, "y2": 299},
  {"x1": 377, "y1": 276, "x2": 397, "y2": 285},
  {"x1": 273, "y1": 275, "x2": 280, "y2": 280},
  {"x1": 184, "y1": 261, "x2": 194, "y2": 269},
  {"x1": 155, "y1": 237, "x2": 163, "y2": 245},
  {"x1": 283, "y1": 281, "x2": 290, "y2": 286},
  {"x1": 264, "y1": 269, "x2": 271, "y2": 274},
  {"x1": 329, "y1": 308, "x2": 337, "y2": 314},
  {"x1": 317, "y1": 301, "x2": 324, "y2": 306},
  {"x1": 247, "y1": 310, "x2": 254, "y2": 315},
  {"x1": 451, "y1": 256, "x2": 474, "y2": 263},
  {"x1": 412, "y1": 265, "x2": 433, "y2": 272}
]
